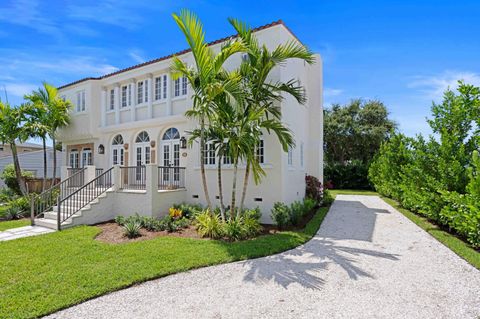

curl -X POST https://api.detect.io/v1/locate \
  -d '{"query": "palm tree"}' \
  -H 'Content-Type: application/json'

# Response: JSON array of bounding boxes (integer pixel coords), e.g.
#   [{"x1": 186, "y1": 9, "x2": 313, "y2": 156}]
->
[
  {"x1": 0, "y1": 102, "x2": 29, "y2": 195},
  {"x1": 171, "y1": 9, "x2": 246, "y2": 210},
  {"x1": 25, "y1": 82, "x2": 71, "y2": 190},
  {"x1": 227, "y1": 18, "x2": 315, "y2": 214}
]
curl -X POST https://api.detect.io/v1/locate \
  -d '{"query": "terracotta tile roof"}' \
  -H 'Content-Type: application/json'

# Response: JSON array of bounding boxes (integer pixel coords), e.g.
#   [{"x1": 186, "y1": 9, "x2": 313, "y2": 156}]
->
[{"x1": 58, "y1": 19, "x2": 298, "y2": 90}]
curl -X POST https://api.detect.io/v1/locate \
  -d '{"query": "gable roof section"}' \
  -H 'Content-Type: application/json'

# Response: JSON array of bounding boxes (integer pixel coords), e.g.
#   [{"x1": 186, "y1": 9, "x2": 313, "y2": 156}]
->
[{"x1": 58, "y1": 20, "x2": 301, "y2": 90}]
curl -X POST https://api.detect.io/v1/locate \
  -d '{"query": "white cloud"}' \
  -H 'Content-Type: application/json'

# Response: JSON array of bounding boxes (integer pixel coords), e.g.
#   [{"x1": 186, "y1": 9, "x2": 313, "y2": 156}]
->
[
  {"x1": 324, "y1": 87, "x2": 344, "y2": 98},
  {"x1": 129, "y1": 50, "x2": 146, "y2": 64},
  {"x1": 408, "y1": 71, "x2": 480, "y2": 100},
  {"x1": 2, "y1": 83, "x2": 38, "y2": 98},
  {"x1": 0, "y1": 0, "x2": 60, "y2": 36}
]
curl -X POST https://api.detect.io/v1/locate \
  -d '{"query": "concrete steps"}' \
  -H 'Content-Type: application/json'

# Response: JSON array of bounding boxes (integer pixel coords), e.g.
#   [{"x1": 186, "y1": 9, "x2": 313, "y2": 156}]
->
[{"x1": 34, "y1": 187, "x2": 113, "y2": 230}]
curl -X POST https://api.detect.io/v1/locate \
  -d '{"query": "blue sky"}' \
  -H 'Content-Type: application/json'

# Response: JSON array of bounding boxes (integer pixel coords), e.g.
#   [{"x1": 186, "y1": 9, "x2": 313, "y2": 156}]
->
[{"x1": 1, "y1": 0, "x2": 479, "y2": 137}]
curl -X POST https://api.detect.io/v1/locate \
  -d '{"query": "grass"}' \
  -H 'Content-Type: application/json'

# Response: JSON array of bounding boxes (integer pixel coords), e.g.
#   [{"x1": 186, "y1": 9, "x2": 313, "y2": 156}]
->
[
  {"x1": 329, "y1": 189, "x2": 479, "y2": 270},
  {"x1": 0, "y1": 219, "x2": 30, "y2": 231},
  {"x1": 0, "y1": 206, "x2": 330, "y2": 319}
]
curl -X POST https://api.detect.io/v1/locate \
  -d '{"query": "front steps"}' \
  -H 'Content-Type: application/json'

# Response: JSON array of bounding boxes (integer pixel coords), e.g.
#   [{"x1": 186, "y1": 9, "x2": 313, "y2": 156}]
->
[{"x1": 34, "y1": 187, "x2": 113, "y2": 230}]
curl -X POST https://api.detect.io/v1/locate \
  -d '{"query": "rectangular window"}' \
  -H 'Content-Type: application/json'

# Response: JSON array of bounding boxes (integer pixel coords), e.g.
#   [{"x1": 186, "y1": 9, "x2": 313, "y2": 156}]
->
[
  {"x1": 174, "y1": 78, "x2": 180, "y2": 97},
  {"x1": 145, "y1": 146, "x2": 151, "y2": 164},
  {"x1": 76, "y1": 91, "x2": 86, "y2": 112},
  {"x1": 69, "y1": 150, "x2": 79, "y2": 168},
  {"x1": 144, "y1": 79, "x2": 149, "y2": 103},
  {"x1": 300, "y1": 142, "x2": 304, "y2": 168},
  {"x1": 109, "y1": 89, "x2": 115, "y2": 110},
  {"x1": 162, "y1": 75, "x2": 167, "y2": 99},
  {"x1": 222, "y1": 144, "x2": 232, "y2": 165},
  {"x1": 155, "y1": 76, "x2": 162, "y2": 100},
  {"x1": 128, "y1": 84, "x2": 132, "y2": 106},
  {"x1": 81, "y1": 148, "x2": 92, "y2": 167},
  {"x1": 121, "y1": 86, "x2": 127, "y2": 108},
  {"x1": 256, "y1": 139, "x2": 264, "y2": 164},
  {"x1": 181, "y1": 76, "x2": 187, "y2": 95},
  {"x1": 203, "y1": 143, "x2": 215, "y2": 165},
  {"x1": 288, "y1": 147, "x2": 293, "y2": 166},
  {"x1": 137, "y1": 81, "x2": 144, "y2": 104}
]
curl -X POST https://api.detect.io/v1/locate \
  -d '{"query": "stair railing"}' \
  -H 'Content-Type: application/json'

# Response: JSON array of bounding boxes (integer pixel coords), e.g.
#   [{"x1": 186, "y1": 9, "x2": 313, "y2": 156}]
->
[
  {"x1": 57, "y1": 167, "x2": 113, "y2": 229},
  {"x1": 31, "y1": 167, "x2": 86, "y2": 225}
]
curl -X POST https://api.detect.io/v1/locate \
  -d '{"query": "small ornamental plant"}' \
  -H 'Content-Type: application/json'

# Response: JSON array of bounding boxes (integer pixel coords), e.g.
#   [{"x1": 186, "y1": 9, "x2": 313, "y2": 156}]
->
[{"x1": 169, "y1": 207, "x2": 183, "y2": 220}]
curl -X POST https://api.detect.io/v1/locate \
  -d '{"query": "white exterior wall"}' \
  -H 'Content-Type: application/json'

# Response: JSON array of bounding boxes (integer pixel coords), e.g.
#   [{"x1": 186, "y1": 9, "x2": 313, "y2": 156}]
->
[{"x1": 57, "y1": 23, "x2": 323, "y2": 223}]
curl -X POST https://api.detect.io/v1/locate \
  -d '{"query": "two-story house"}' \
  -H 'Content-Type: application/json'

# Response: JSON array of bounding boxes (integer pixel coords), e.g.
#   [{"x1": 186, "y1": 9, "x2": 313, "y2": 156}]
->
[{"x1": 33, "y1": 20, "x2": 323, "y2": 229}]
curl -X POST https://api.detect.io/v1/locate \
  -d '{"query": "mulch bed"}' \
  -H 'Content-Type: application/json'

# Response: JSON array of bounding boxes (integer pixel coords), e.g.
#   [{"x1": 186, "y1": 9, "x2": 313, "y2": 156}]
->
[{"x1": 94, "y1": 206, "x2": 320, "y2": 244}]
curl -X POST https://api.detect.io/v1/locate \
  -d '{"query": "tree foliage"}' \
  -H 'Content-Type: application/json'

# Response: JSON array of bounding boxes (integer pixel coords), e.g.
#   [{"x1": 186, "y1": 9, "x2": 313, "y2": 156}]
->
[
  {"x1": 324, "y1": 99, "x2": 396, "y2": 188},
  {"x1": 369, "y1": 82, "x2": 480, "y2": 247}
]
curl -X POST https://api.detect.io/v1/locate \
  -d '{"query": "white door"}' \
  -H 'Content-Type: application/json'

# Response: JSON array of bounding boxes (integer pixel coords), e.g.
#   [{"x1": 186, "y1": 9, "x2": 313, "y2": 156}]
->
[
  {"x1": 81, "y1": 148, "x2": 92, "y2": 167},
  {"x1": 135, "y1": 144, "x2": 150, "y2": 181},
  {"x1": 160, "y1": 140, "x2": 180, "y2": 183}
]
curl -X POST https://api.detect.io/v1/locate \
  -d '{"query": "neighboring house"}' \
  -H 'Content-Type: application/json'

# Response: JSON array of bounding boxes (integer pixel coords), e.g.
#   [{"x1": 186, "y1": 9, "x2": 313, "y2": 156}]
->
[
  {"x1": 0, "y1": 148, "x2": 63, "y2": 188},
  {"x1": 0, "y1": 142, "x2": 44, "y2": 158},
  {"x1": 35, "y1": 20, "x2": 323, "y2": 229}
]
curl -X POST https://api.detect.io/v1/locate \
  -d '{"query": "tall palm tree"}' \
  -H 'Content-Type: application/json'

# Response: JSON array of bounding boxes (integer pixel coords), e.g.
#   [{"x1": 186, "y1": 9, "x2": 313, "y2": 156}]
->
[
  {"x1": 25, "y1": 82, "x2": 71, "y2": 189},
  {"x1": 171, "y1": 9, "x2": 246, "y2": 210},
  {"x1": 0, "y1": 102, "x2": 29, "y2": 195},
  {"x1": 227, "y1": 18, "x2": 315, "y2": 214}
]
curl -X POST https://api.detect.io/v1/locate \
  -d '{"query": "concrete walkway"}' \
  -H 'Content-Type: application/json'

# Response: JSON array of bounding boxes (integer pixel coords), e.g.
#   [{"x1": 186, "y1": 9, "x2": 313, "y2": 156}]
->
[
  {"x1": 0, "y1": 225, "x2": 54, "y2": 241},
  {"x1": 47, "y1": 195, "x2": 480, "y2": 319}
]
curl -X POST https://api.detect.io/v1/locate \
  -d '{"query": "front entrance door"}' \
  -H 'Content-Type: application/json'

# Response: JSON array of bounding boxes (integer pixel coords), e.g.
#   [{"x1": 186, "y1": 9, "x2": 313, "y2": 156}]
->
[
  {"x1": 160, "y1": 140, "x2": 180, "y2": 184},
  {"x1": 135, "y1": 144, "x2": 150, "y2": 181}
]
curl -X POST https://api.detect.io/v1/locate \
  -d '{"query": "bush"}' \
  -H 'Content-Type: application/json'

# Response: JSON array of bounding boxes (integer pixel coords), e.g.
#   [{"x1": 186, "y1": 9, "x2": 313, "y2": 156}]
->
[
  {"x1": 324, "y1": 160, "x2": 371, "y2": 190},
  {"x1": 270, "y1": 202, "x2": 291, "y2": 229},
  {"x1": 242, "y1": 207, "x2": 261, "y2": 221},
  {"x1": 194, "y1": 210, "x2": 224, "y2": 239},
  {"x1": 303, "y1": 197, "x2": 317, "y2": 212},
  {"x1": 289, "y1": 201, "x2": 304, "y2": 226},
  {"x1": 243, "y1": 216, "x2": 263, "y2": 237},
  {"x1": 172, "y1": 203, "x2": 203, "y2": 219},
  {"x1": 322, "y1": 189, "x2": 334, "y2": 206},
  {"x1": 9, "y1": 196, "x2": 30, "y2": 213},
  {"x1": 0, "y1": 164, "x2": 34, "y2": 195},
  {"x1": 122, "y1": 220, "x2": 141, "y2": 238},
  {"x1": 0, "y1": 188, "x2": 17, "y2": 204},
  {"x1": 305, "y1": 175, "x2": 322, "y2": 202},
  {"x1": 223, "y1": 217, "x2": 247, "y2": 241},
  {"x1": 4, "y1": 205, "x2": 24, "y2": 220}
]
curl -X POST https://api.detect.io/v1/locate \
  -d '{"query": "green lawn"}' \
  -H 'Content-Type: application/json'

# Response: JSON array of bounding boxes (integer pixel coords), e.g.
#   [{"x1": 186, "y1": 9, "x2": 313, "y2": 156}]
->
[
  {"x1": 0, "y1": 206, "x2": 330, "y2": 319},
  {"x1": 0, "y1": 219, "x2": 30, "y2": 231},
  {"x1": 329, "y1": 189, "x2": 479, "y2": 270}
]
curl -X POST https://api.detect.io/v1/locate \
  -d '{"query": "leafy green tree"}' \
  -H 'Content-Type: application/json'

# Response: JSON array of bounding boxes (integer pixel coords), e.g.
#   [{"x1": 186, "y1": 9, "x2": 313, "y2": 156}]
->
[
  {"x1": 324, "y1": 99, "x2": 397, "y2": 164},
  {"x1": 0, "y1": 102, "x2": 29, "y2": 195},
  {"x1": 171, "y1": 9, "x2": 246, "y2": 210}
]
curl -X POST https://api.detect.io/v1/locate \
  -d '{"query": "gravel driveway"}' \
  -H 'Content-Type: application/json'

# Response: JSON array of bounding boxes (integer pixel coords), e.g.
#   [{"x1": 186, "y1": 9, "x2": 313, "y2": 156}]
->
[{"x1": 47, "y1": 195, "x2": 480, "y2": 319}]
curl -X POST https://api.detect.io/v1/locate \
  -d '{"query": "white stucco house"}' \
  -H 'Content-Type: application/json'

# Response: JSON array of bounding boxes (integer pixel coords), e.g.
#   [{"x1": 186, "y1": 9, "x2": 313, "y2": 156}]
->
[{"x1": 33, "y1": 20, "x2": 323, "y2": 229}]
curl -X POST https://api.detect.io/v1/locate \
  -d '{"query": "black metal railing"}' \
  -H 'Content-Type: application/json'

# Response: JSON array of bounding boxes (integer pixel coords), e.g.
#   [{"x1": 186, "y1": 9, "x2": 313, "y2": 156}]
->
[
  {"x1": 67, "y1": 167, "x2": 85, "y2": 187},
  {"x1": 120, "y1": 166, "x2": 146, "y2": 190},
  {"x1": 31, "y1": 167, "x2": 86, "y2": 224},
  {"x1": 57, "y1": 167, "x2": 113, "y2": 229},
  {"x1": 158, "y1": 166, "x2": 185, "y2": 190}
]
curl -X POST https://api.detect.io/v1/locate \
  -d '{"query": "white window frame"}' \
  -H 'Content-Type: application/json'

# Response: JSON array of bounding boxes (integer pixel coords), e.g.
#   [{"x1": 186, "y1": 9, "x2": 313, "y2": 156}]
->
[
  {"x1": 121, "y1": 85, "x2": 128, "y2": 108},
  {"x1": 137, "y1": 81, "x2": 144, "y2": 105},
  {"x1": 300, "y1": 142, "x2": 304, "y2": 168},
  {"x1": 75, "y1": 90, "x2": 86, "y2": 113},
  {"x1": 81, "y1": 148, "x2": 93, "y2": 167},
  {"x1": 69, "y1": 149, "x2": 79, "y2": 168},
  {"x1": 203, "y1": 142, "x2": 216, "y2": 166},
  {"x1": 174, "y1": 77, "x2": 180, "y2": 97},
  {"x1": 109, "y1": 89, "x2": 115, "y2": 111},
  {"x1": 181, "y1": 75, "x2": 187, "y2": 95},
  {"x1": 174, "y1": 75, "x2": 187, "y2": 98},
  {"x1": 256, "y1": 139, "x2": 265, "y2": 164},
  {"x1": 128, "y1": 83, "x2": 133, "y2": 106},
  {"x1": 288, "y1": 146, "x2": 293, "y2": 167}
]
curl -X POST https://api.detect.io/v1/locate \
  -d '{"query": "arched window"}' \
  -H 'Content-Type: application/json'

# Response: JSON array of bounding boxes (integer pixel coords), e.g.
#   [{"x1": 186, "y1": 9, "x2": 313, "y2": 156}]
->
[
  {"x1": 135, "y1": 131, "x2": 150, "y2": 143},
  {"x1": 111, "y1": 134, "x2": 124, "y2": 166},
  {"x1": 162, "y1": 127, "x2": 180, "y2": 140},
  {"x1": 112, "y1": 134, "x2": 124, "y2": 145}
]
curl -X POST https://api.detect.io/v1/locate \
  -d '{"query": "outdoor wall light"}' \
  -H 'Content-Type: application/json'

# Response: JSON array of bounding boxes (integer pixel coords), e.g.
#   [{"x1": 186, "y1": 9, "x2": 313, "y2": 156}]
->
[
  {"x1": 97, "y1": 144, "x2": 105, "y2": 154},
  {"x1": 180, "y1": 136, "x2": 187, "y2": 149}
]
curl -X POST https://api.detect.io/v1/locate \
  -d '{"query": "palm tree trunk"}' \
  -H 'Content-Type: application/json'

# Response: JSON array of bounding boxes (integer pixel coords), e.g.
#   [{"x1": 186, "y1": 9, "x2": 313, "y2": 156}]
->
[
  {"x1": 230, "y1": 158, "x2": 238, "y2": 219},
  {"x1": 52, "y1": 136, "x2": 57, "y2": 182},
  {"x1": 199, "y1": 118, "x2": 212, "y2": 210},
  {"x1": 42, "y1": 137, "x2": 47, "y2": 192},
  {"x1": 10, "y1": 142, "x2": 27, "y2": 196},
  {"x1": 217, "y1": 158, "x2": 226, "y2": 221},
  {"x1": 239, "y1": 162, "x2": 250, "y2": 215}
]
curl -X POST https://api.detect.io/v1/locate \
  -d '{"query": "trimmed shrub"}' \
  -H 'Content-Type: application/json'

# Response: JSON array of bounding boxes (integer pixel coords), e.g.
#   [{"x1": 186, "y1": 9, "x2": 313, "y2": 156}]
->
[
  {"x1": 270, "y1": 202, "x2": 291, "y2": 229},
  {"x1": 123, "y1": 220, "x2": 141, "y2": 238},
  {"x1": 325, "y1": 160, "x2": 371, "y2": 190},
  {"x1": 305, "y1": 175, "x2": 322, "y2": 202},
  {"x1": 0, "y1": 164, "x2": 34, "y2": 195},
  {"x1": 243, "y1": 217, "x2": 263, "y2": 237},
  {"x1": 195, "y1": 210, "x2": 224, "y2": 239}
]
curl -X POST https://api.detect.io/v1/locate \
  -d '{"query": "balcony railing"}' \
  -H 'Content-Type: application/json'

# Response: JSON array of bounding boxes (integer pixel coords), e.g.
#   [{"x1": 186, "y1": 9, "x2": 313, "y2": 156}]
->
[
  {"x1": 158, "y1": 166, "x2": 185, "y2": 190},
  {"x1": 120, "y1": 166, "x2": 146, "y2": 190}
]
